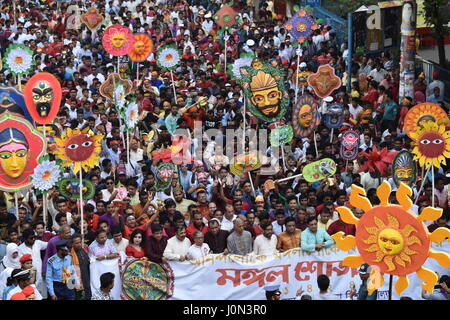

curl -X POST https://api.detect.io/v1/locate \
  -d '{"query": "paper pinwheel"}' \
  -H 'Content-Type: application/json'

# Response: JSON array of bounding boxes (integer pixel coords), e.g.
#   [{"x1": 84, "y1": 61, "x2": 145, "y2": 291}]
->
[
  {"x1": 102, "y1": 25, "x2": 135, "y2": 56},
  {"x1": 156, "y1": 45, "x2": 181, "y2": 71},
  {"x1": 3, "y1": 44, "x2": 35, "y2": 76}
]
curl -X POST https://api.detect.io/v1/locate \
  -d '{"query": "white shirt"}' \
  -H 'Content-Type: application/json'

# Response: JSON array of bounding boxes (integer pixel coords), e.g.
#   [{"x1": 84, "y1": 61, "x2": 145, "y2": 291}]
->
[
  {"x1": 253, "y1": 234, "x2": 278, "y2": 255},
  {"x1": 7, "y1": 284, "x2": 42, "y2": 300},
  {"x1": 368, "y1": 68, "x2": 388, "y2": 83},
  {"x1": 271, "y1": 221, "x2": 286, "y2": 236},
  {"x1": 221, "y1": 215, "x2": 237, "y2": 232},
  {"x1": 130, "y1": 148, "x2": 144, "y2": 163},
  {"x1": 163, "y1": 236, "x2": 191, "y2": 261},
  {"x1": 112, "y1": 238, "x2": 129, "y2": 253},
  {"x1": 187, "y1": 243, "x2": 210, "y2": 260},
  {"x1": 313, "y1": 292, "x2": 336, "y2": 300}
]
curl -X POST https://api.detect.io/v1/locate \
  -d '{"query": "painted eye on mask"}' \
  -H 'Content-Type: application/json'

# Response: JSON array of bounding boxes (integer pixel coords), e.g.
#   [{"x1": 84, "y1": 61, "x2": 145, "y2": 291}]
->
[
  {"x1": 420, "y1": 139, "x2": 430, "y2": 145},
  {"x1": 432, "y1": 139, "x2": 443, "y2": 144},
  {"x1": 82, "y1": 141, "x2": 93, "y2": 147},
  {"x1": 68, "y1": 144, "x2": 79, "y2": 149}
]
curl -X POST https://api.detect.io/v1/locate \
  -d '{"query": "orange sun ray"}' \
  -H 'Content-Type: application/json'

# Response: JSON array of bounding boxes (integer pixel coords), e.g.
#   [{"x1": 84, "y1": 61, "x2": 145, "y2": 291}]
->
[
  {"x1": 428, "y1": 249, "x2": 450, "y2": 268},
  {"x1": 349, "y1": 185, "x2": 372, "y2": 212},
  {"x1": 396, "y1": 182, "x2": 413, "y2": 210},
  {"x1": 331, "y1": 232, "x2": 356, "y2": 251},
  {"x1": 416, "y1": 266, "x2": 438, "y2": 293},
  {"x1": 418, "y1": 207, "x2": 443, "y2": 222},
  {"x1": 395, "y1": 276, "x2": 410, "y2": 296},
  {"x1": 342, "y1": 255, "x2": 365, "y2": 268},
  {"x1": 384, "y1": 255, "x2": 395, "y2": 272},
  {"x1": 367, "y1": 268, "x2": 384, "y2": 295},
  {"x1": 376, "y1": 181, "x2": 391, "y2": 205},
  {"x1": 429, "y1": 227, "x2": 450, "y2": 243},
  {"x1": 336, "y1": 207, "x2": 359, "y2": 225}
]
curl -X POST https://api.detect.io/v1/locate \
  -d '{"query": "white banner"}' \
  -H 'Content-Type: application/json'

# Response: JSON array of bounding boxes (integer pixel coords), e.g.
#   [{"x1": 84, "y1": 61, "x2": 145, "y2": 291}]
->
[
  {"x1": 90, "y1": 257, "x2": 122, "y2": 300},
  {"x1": 167, "y1": 242, "x2": 450, "y2": 300}
]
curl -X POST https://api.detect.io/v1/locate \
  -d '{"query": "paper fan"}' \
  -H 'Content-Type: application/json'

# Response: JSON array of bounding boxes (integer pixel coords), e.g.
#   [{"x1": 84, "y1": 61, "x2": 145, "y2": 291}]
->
[
  {"x1": 31, "y1": 159, "x2": 62, "y2": 192},
  {"x1": 3, "y1": 44, "x2": 35, "y2": 76},
  {"x1": 156, "y1": 45, "x2": 181, "y2": 70}
]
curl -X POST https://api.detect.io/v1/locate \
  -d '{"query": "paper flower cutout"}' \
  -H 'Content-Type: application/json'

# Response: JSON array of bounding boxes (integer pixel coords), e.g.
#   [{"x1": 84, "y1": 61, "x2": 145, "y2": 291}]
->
[
  {"x1": 228, "y1": 54, "x2": 253, "y2": 81},
  {"x1": 99, "y1": 73, "x2": 133, "y2": 101},
  {"x1": 81, "y1": 7, "x2": 104, "y2": 31},
  {"x1": 3, "y1": 44, "x2": 35, "y2": 76},
  {"x1": 128, "y1": 33, "x2": 153, "y2": 62},
  {"x1": 410, "y1": 121, "x2": 450, "y2": 168},
  {"x1": 156, "y1": 45, "x2": 181, "y2": 70},
  {"x1": 270, "y1": 125, "x2": 293, "y2": 147},
  {"x1": 31, "y1": 160, "x2": 62, "y2": 192},
  {"x1": 54, "y1": 127, "x2": 103, "y2": 174},
  {"x1": 102, "y1": 25, "x2": 134, "y2": 56},
  {"x1": 292, "y1": 94, "x2": 321, "y2": 138},
  {"x1": 214, "y1": 4, "x2": 238, "y2": 28},
  {"x1": 114, "y1": 84, "x2": 126, "y2": 114},
  {"x1": 403, "y1": 103, "x2": 448, "y2": 139},
  {"x1": 284, "y1": 8, "x2": 318, "y2": 43},
  {"x1": 332, "y1": 181, "x2": 450, "y2": 295},
  {"x1": 357, "y1": 146, "x2": 397, "y2": 175},
  {"x1": 125, "y1": 101, "x2": 139, "y2": 131},
  {"x1": 307, "y1": 64, "x2": 341, "y2": 99}
]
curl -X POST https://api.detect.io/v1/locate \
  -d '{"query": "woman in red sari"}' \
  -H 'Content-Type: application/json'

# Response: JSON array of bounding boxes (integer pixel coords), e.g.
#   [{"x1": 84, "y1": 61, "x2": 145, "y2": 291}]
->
[{"x1": 125, "y1": 229, "x2": 147, "y2": 259}]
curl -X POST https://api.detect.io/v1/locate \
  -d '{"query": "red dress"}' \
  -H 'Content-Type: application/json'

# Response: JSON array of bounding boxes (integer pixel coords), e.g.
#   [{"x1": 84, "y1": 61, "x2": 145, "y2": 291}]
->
[{"x1": 125, "y1": 245, "x2": 145, "y2": 258}]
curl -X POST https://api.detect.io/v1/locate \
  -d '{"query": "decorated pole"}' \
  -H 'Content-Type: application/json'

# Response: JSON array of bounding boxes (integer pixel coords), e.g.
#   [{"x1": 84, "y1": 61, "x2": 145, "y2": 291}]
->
[
  {"x1": 276, "y1": 173, "x2": 303, "y2": 183},
  {"x1": 14, "y1": 192, "x2": 19, "y2": 217},
  {"x1": 224, "y1": 31, "x2": 228, "y2": 77},
  {"x1": 431, "y1": 165, "x2": 435, "y2": 207},
  {"x1": 294, "y1": 48, "x2": 301, "y2": 105},
  {"x1": 413, "y1": 165, "x2": 431, "y2": 205},
  {"x1": 79, "y1": 168, "x2": 84, "y2": 247},
  {"x1": 170, "y1": 69, "x2": 177, "y2": 101},
  {"x1": 399, "y1": 0, "x2": 417, "y2": 104}
]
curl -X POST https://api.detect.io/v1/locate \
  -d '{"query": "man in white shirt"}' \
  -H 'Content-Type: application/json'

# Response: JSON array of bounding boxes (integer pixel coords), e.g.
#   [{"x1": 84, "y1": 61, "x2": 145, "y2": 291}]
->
[
  {"x1": 187, "y1": 231, "x2": 211, "y2": 260},
  {"x1": 220, "y1": 205, "x2": 236, "y2": 232},
  {"x1": 271, "y1": 211, "x2": 286, "y2": 236},
  {"x1": 202, "y1": 14, "x2": 214, "y2": 34},
  {"x1": 111, "y1": 227, "x2": 129, "y2": 254},
  {"x1": 253, "y1": 223, "x2": 278, "y2": 255},
  {"x1": 313, "y1": 275, "x2": 335, "y2": 300},
  {"x1": 163, "y1": 226, "x2": 191, "y2": 261},
  {"x1": 368, "y1": 63, "x2": 388, "y2": 83}
]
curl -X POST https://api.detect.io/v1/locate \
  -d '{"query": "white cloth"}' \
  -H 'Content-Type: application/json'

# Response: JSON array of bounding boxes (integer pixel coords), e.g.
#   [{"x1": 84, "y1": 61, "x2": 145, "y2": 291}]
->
[
  {"x1": 18, "y1": 240, "x2": 48, "y2": 298},
  {"x1": 6, "y1": 284, "x2": 42, "y2": 300},
  {"x1": 253, "y1": 234, "x2": 278, "y2": 255},
  {"x1": 1, "y1": 244, "x2": 21, "y2": 270},
  {"x1": 220, "y1": 215, "x2": 236, "y2": 232},
  {"x1": 313, "y1": 292, "x2": 336, "y2": 300},
  {"x1": 187, "y1": 243, "x2": 211, "y2": 260},
  {"x1": 163, "y1": 237, "x2": 191, "y2": 261},
  {"x1": 0, "y1": 268, "x2": 13, "y2": 298}
]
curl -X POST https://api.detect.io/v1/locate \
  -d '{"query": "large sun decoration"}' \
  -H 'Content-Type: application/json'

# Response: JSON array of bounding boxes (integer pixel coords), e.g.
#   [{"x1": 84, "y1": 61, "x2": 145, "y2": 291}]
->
[
  {"x1": 403, "y1": 103, "x2": 448, "y2": 139},
  {"x1": 128, "y1": 33, "x2": 153, "y2": 62},
  {"x1": 102, "y1": 25, "x2": 134, "y2": 56},
  {"x1": 410, "y1": 121, "x2": 450, "y2": 168},
  {"x1": 54, "y1": 127, "x2": 103, "y2": 174},
  {"x1": 332, "y1": 181, "x2": 450, "y2": 296}
]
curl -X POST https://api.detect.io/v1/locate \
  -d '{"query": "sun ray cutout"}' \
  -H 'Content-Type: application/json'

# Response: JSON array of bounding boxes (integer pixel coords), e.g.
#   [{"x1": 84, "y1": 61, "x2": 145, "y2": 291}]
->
[{"x1": 333, "y1": 181, "x2": 450, "y2": 296}]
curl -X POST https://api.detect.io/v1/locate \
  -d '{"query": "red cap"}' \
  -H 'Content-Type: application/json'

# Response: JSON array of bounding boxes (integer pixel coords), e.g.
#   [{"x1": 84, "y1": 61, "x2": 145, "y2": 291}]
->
[
  {"x1": 22, "y1": 286, "x2": 35, "y2": 297},
  {"x1": 19, "y1": 254, "x2": 32, "y2": 264}
]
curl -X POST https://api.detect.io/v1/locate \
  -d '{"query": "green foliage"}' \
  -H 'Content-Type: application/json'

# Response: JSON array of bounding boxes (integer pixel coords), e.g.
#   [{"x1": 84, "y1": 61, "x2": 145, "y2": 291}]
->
[
  {"x1": 323, "y1": 0, "x2": 379, "y2": 17},
  {"x1": 423, "y1": 0, "x2": 449, "y2": 33}
]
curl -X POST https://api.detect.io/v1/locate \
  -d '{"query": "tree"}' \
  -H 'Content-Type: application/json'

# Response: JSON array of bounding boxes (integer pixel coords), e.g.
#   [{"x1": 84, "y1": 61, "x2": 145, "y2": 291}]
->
[
  {"x1": 423, "y1": 0, "x2": 449, "y2": 67},
  {"x1": 323, "y1": 0, "x2": 379, "y2": 18}
]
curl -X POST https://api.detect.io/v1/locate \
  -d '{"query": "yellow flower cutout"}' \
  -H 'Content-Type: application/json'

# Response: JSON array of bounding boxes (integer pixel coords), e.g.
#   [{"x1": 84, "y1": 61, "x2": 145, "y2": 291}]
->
[
  {"x1": 54, "y1": 127, "x2": 103, "y2": 174},
  {"x1": 332, "y1": 181, "x2": 450, "y2": 296},
  {"x1": 410, "y1": 121, "x2": 450, "y2": 168}
]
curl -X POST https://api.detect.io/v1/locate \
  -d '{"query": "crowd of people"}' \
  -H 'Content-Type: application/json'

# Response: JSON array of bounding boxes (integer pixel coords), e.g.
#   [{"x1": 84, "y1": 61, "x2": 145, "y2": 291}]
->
[{"x1": 0, "y1": 0, "x2": 448, "y2": 300}]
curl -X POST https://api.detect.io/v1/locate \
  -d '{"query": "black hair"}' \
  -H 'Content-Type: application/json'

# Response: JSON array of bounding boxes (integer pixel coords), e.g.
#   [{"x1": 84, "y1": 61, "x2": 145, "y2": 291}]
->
[
  {"x1": 285, "y1": 216, "x2": 296, "y2": 224},
  {"x1": 307, "y1": 216, "x2": 318, "y2": 224},
  {"x1": 174, "y1": 225, "x2": 186, "y2": 234},
  {"x1": 275, "y1": 209, "x2": 285, "y2": 217},
  {"x1": 110, "y1": 225, "x2": 122, "y2": 235},
  {"x1": 22, "y1": 228, "x2": 35, "y2": 240},
  {"x1": 55, "y1": 212, "x2": 67, "y2": 224},
  {"x1": 258, "y1": 212, "x2": 270, "y2": 222},
  {"x1": 100, "y1": 272, "x2": 115, "y2": 289},
  {"x1": 151, "y1": 224, "x2": 163, "y2": 233},
  {"x1": 317, "y1": 274, "x2": 330, "y2": 291},
  {"x1": 129, "y1": 229, "x2": 146, "y2": 246},
  {"x1": 96, "y1": 229, "x2": 107, "y2": 238}
]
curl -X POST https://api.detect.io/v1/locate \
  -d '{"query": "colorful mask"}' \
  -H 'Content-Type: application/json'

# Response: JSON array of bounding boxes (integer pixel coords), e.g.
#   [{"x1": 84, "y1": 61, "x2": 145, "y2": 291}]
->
[
  {"x1": 332, "y1": 182, "x2": 450, "y2": 296},
  {"x1": 239, "y1": 58, "x2": 289, "y2": 123},
  {"x1": 102, "y1": 25, "x2": 134, "y2": 56},
  {"x1": 340, "y1": 130, "x2": 360, "y2": 161},
  {"x1": 284, "y1": 8, "x2": 318, "y2": 43},
  {"x1": 307, "y1": 64, "x2": 342, "y2": 99},
  {"x1": 128, "y1": 33, "x2": 153, "y2": 62},
  {"x1": 410, "y1": 121, "x2": 450, "y2": 168},
  {"x1": 81, "y1": 7, "x2": 104, "y2": 31},
  {"x1": 24, "y1": 73, "x2": 61, "y2": 124},
  {"x1": 59, "y1": 178, "x2": 95, "y2": 199},
  {"x1": 392, "y1": 151, "x2": 416, "y2": 187},
  {"x1": 302, "y1": 158, "x2": 337, "y2": 182},
  {"x1": 54, "y1": 127, "x2": 103, "y2": 174},
  {"x1": 153, "y1": 162, "x2": 176, "y2": 191},
  {"x1": 0, "y1": 114, "x2": 46, "y2": 192},
  {"x1": 270, "y1": 125, "x2": 293, "y2": 147},
  {"x1": 36, "y1": 124, "x2": 60, "y2": 153},
  {"x1": 0, "y1": 87, "x2": 32, "y2": 121},
  {"x1": 292, "y1": 94, "x2": 321, "y2": 138},
  {"x1": 323, "y1": 103, "x2": 344, "y2": 129},
  {"x1": 230, "y1": 152, "x2": 262, "y2": 176},
  {"x1": 403, "y1": 103, "x2": 448, "y2": 139},
  {"x1": 99, "y1": 73, "x2": 133, "y2": 101}
]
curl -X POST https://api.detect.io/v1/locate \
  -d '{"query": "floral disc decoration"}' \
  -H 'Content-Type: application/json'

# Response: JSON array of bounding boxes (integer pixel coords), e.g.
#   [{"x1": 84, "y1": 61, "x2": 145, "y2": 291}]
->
[
  {"x1": 403, "y1": 103, "x2": 448, "y2": 139},
  {"x1": 0, "y1": 113, "x2": 46, "y2": 192},
  {"x1": 23, "y1": 72, "x2": 62, "y2": 124},
  {"x1": 270, "y1": 125, "x2": 293, "y2": 147},
  {"x1": 102, "y1": 25, "x2": 135, "y2": 56},
  {"x1": 214, "y1": 4, "x2": 238, "y2": 29},
  {"x1": 410, "y1": 121, "x2": 450, "y2": 168},
  {"x1": 59, "y1": 178, "x2": 95, "y2": 199},
  {"x1": 284, "y1": 8, "x2": 318, "y2": 43},
  {"x1": 114, "y1": 83, "x2": 126, "y2": 114},
  {"x1": 3, "y1": 44, "x2": 35, "y2": 76},
  {"x1": 332, "y1": 181, "x2": 450, "y2": 295},
  {"x1": 54, "y1": 127, "x2": 103, "y2": 174},
  {"x1": 156, "y1": 45, "x2": 181, "y2": 71},
  {"x1": 99, "y1": 73, "x2": 133, "y2": 101},
  {"x1": 153, "y1": 162, "x2": 176, "y2": 192},
  {"x1": 31, "y1": 157, "x2": 62, "y2": 192},
  {"x1": 228, "y1": 53, "x2": 254, "y2": 81},
  {"x1": 292, "y1": 94, "x2": 321, "y2": 138},
  {"x1": 125, "y1": 100, "x2": 139, "y2": 131},
  {"x1": 81, "y1": 7, "x2": 104, "y2": 31},
  {"x1": 307, "y1": 64, "x2": 342, "y2": 99},
  {"x1": 128, "y1": 33, "x2": 153, "y2": 62},
  {"x1": 392, "y1": 151, "x2": 416, "y2": 188},
  {"x1": 238, "y1": 58, "x2": 289, "y2": 123}
]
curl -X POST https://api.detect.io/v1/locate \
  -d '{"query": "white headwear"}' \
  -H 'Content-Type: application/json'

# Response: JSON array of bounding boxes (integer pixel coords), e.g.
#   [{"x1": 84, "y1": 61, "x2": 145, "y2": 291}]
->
[{"x1": 3, "y1": 243, "x2": 21, "y2": 269}]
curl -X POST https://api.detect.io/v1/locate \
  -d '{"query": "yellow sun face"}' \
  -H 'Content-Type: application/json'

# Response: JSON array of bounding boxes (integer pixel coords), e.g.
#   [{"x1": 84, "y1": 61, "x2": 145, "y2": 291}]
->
[
  {"x1": 332, "y1": 181, "x2": 450, "y2": 296},
  {"x1": 54, "y1": 128, "x2": 103, "y2": 174},
  {"x1": 410, "y1": 121, "x2": 450, "y2": 168}
]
